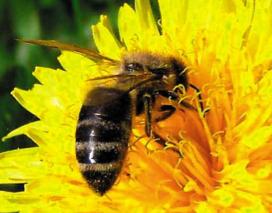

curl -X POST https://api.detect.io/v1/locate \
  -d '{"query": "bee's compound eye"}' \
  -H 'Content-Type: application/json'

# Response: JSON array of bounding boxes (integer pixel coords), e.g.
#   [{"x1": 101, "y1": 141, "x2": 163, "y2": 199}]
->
[{"x1": 125, "y1": 63, "x2": 143, "y2": 72}]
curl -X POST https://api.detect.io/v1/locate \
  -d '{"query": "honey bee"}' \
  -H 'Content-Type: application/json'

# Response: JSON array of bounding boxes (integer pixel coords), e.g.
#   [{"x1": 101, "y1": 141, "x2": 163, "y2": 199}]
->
[{"x1": 22, "y1": 39, "x2": 203, "y2": 195}]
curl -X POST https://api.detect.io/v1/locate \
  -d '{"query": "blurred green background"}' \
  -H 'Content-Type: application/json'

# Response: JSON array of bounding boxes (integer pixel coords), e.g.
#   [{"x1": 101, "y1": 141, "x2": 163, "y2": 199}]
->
[{"x1": 0, "y1": 0, "x2": 137, "y2": 153}]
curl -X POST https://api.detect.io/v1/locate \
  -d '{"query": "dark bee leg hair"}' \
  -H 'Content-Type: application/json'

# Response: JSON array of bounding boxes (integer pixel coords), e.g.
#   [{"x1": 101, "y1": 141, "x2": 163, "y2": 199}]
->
[
  {"x1": 155, "y1": 105, "x2": 176, "y2": 122},
  {"x1": 156, "y1": 90, "x2": 196, "y2": 110},
  {"x1": 143, "y1": 93, "x2": 153, "y2": 137},
  {"x1": 189, "y1": 84, "x2": 204, "y2": 112}
]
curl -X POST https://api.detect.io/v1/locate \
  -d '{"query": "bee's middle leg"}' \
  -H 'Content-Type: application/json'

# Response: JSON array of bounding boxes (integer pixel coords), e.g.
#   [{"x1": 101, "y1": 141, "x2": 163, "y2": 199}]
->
[
  {"x1": 143, "y1": 93, "x2": 176, "y2": 137},
  {"x1": 143, "y1": 93, "x2": 152, "y2": 137}
]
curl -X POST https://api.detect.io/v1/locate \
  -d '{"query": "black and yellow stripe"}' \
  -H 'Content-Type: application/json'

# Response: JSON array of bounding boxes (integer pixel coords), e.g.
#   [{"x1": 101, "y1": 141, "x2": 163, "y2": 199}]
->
[{"x1": 75, "y1": 87, "x2": 132, "y2": 195}]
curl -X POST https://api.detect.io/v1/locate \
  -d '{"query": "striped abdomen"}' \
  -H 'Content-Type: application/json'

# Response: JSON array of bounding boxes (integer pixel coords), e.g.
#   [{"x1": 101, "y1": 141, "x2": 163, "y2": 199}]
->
[{"x1": 76, "y1": 87, "x2": 132, "y2": 195}]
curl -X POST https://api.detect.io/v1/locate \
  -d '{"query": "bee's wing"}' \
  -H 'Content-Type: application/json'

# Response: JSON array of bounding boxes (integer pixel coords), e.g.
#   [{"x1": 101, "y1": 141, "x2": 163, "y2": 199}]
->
[
  {"x1": 19, "y1": 39, "x2": 119, "y2": 64},
  {"x1": 20, "y1": 39, "x2": 159, "y2": 94}
]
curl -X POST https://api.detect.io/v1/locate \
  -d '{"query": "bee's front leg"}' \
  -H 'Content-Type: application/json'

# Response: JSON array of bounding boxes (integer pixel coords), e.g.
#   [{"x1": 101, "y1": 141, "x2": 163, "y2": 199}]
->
[{"x1": 155, "y1": 105, "x2": 176, "y2": 122}]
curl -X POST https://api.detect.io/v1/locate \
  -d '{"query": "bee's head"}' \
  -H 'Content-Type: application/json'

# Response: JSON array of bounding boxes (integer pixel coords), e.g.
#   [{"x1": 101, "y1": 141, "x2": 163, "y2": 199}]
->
[{"x1": 122, "y1": 52, "x2": 188, "y2": 91}]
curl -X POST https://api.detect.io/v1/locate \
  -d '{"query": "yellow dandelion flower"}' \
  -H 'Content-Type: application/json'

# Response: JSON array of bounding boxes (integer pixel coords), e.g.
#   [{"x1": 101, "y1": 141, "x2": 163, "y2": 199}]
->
[{"x1": 1, "y1": 0, "x2": 272, "y2": 212}]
